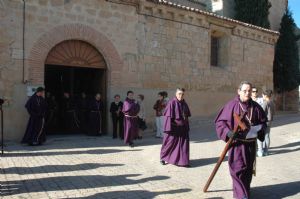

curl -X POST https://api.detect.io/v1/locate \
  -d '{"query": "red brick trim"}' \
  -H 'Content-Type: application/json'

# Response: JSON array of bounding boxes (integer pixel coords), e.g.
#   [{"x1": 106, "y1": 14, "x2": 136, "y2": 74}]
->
[{"x1": 27, "y1": 23, "x2": 123, "y2": 84}]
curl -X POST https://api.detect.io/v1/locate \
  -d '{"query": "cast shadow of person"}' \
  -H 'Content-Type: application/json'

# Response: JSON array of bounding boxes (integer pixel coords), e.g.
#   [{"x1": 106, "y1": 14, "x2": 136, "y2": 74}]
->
[
  {"x1": 189, "y1": 156, "x2": 228, "y2": 168},
  {"x1": 2, "y1": 163, "x2": 124, "y2": 175},
  {"x1": 65, "y1": 188, "x2": 192, "y2": 199},
  {"x1": 1, "y1": 174, "x2": 170, "y2": 196},
  {"x1": 4, "y1": 148, "x2": 142, "y2": 157},
  {"x1": 268, "y1": 140, "x2": 300, "y2": 156},
  {"x1": 251, "y1": 181, "x2": 300, "y2": 199}
]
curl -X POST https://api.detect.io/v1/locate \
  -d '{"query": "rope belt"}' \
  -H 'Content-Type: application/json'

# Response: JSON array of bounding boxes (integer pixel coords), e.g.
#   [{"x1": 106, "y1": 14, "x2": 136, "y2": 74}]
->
[
  {"x1": 235, "y1": 138, "x2": 257, "y2": 143},
  {"x1": 125, "y1": 115, "x2": 138, "y2": 118}
]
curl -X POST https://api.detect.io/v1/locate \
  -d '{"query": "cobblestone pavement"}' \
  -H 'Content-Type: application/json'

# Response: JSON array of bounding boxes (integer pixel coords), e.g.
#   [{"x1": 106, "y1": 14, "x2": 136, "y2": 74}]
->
[{"x1": 1, "y1": 114, "x2": 300, "y2": 199}]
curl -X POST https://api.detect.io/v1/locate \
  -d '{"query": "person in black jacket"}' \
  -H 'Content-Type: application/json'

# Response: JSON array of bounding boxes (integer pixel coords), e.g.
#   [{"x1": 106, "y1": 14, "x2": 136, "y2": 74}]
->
[{"x1": 110, "y1": 94, "x2": 124, "y2": 139}]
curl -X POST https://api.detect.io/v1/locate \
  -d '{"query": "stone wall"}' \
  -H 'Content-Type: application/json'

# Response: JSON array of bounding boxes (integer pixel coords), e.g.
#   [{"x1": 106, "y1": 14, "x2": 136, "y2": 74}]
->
[{"x1": 0, "y1": 0, "x2": 278, "y2": 140}]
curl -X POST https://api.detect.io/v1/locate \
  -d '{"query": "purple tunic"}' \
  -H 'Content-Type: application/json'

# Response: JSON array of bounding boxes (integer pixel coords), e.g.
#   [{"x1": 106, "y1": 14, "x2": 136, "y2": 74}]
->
[
  {"x1": 22, "y1": 94, "x2": 47, "y2": 144},
  {"x1": 122, "y1": 98, "x2": 140, "y2": 144},
  {"x1": 160, "y1": 97, "x2": 191, "y2": 166},
  {"x1": 215, "y1": 96, "x2": 267, "y2": 199}
]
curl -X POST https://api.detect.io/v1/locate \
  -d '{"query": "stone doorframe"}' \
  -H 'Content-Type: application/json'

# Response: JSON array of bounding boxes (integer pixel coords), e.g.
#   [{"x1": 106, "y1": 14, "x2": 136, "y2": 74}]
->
[{"x1": 26, "y1": 23, "x2": 123, "y2": 85}]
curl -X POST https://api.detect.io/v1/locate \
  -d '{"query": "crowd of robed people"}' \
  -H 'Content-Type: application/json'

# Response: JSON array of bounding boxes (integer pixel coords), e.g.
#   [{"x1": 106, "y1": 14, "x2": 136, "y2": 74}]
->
[{"x1": 21, "y1": 81, "x2": 275, "y2": 199}]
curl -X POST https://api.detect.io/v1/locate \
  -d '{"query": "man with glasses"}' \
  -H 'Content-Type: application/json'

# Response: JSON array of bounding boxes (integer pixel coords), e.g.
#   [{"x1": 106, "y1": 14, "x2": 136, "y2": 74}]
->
[{"x1": 215, "y1": 81, "x2": 267, "y2": 199}]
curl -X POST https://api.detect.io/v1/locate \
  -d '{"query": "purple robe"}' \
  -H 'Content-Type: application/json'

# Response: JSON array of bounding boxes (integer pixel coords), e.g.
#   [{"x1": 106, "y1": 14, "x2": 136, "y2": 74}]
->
[
  {"x1": 87, "y1": 99, "x2": 103, "y2": 136},
  {"x1": 122, "y1": 98, "x2": 140, "y2": 144},
  {"x1": 160, "y1": 97, "x2": 191, "y2": 166},
  {"x1": 22, "y1": 94, "x2": 47, "y2": 144},
  {"x1": 215, "y1": 96, "x2": 267, "y2": 199}
]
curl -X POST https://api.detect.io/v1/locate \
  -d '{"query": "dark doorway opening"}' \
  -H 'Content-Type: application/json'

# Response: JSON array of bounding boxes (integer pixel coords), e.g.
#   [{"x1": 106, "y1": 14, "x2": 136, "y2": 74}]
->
[{"x1": 44, "y1": 65, "x2": 107, "y2": 134}]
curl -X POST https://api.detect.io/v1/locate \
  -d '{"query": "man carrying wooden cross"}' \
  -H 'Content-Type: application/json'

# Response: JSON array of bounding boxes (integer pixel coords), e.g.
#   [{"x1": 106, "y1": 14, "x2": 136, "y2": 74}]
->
[{"x1": 215, "y1": 81, "x2": 267, "y2": 199}]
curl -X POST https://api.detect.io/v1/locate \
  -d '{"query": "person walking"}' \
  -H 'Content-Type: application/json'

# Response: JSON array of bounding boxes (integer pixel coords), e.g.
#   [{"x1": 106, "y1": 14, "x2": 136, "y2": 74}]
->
[
  {"x1": 160, "y1": 88, "x2": 191, "y2": 167},
  {"x1": 257, "y1": 89, "x2": 275, "y2": 157}
]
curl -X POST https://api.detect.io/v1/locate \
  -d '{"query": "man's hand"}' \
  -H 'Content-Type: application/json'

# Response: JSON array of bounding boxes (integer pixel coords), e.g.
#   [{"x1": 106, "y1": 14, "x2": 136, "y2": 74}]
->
[{"x1": 227, "y1": 131, "x2": 236, "y2": 139}]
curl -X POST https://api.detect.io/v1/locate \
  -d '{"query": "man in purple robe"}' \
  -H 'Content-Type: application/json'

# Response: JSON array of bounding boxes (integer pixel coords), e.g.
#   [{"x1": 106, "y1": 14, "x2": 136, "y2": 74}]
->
[
  {"x1": 87, "y1": 93, "x2": 103, "y2": 136},
  {"x1": 122, "y1": 91, "x2": 140, "y2": 147},
  {"x1": 160, "y1": 88, "x2": 191, "y2": 167},
  {"x1": 215, "y1": 81, "x2": 267, "y2": 199},
  {"x1": 22, "y1": 87, "x2": 47, "y2": 146}
]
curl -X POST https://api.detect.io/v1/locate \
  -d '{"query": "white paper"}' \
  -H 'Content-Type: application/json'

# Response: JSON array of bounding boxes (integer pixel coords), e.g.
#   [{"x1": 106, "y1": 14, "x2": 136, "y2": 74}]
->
[{"x1": 246, "y1": 124, "x2": 262, "y2": 139}]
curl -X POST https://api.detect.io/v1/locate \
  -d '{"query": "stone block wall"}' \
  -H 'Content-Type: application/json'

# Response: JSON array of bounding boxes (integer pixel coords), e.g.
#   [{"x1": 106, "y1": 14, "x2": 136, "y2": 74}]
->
[{"x1": 0, "y1": 0, "x2": 278, "y2": 140}]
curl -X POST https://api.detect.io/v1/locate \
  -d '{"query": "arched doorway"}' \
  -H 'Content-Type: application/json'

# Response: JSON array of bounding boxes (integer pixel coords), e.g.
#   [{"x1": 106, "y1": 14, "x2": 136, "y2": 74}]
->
[{"x1": 44, "y1": 40, "x2": 107, "y2": 134}]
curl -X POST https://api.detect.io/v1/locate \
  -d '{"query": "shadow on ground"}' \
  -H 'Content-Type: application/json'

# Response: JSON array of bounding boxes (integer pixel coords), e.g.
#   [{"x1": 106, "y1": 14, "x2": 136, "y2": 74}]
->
[
  {"x1": 268, "y1": 141, "x2": 300, "y2": 156},
  {"x1": 251, "y1": 181, "x2": 300, "y2": 199},
  {"x1": 271, "y1": 113, "x2": 300, "y2": 128},
  {"x1": 190, "y1": 156, "x2": 227, "y2": 168},
  {"x1": 1, "y1": 174, "x2": 170, "y2": 196},
  {"x1": 2, "y1": 163, "x2": 124, "y2": 175},
  {"x1": 4, "y1": 148, "x2": 141, "y2": 157},
  {"x1": 67, "y1": 188, "x2": 192, "y2": 199}
]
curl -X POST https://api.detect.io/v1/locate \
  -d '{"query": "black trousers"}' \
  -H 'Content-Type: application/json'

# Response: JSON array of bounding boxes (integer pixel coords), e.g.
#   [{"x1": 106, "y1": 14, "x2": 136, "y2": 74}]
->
[{"x1": 112, "y1": 116, "x2": 124, "y2": 139}]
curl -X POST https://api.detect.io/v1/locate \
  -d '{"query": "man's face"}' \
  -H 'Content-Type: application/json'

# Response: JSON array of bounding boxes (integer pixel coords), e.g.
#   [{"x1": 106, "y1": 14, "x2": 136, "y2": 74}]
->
[
  {"x1": 115, "y1": 96, "x2": 120, "y2": 102},
  {"x1": 127, "y1": 93, "x2": 134, "y2": 99},
  {"x1": 238, "y1": 84, "x2": 251, "y2": 102},
  {"x1": 175, "y1": 90, "x2": 184, "y2": 101},
  {"x1": 251, "y1": 88, "x2": 258, "y2": 99},
  {"x1": 38, "y1": 91, "x2": 45, "y2": 98},
  {"x1": 96, "y1": 94, "x2": 101, "y2": 100},
  {"x1": 158, "y1": 94, "x2": 163, "y2": 100}
]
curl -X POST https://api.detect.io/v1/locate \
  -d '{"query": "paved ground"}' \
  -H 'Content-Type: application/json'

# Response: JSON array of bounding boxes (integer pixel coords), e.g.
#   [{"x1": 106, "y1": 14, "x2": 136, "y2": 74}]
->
[{"x1": 1, "y1": 113, "x2": 300, "y2": 199}]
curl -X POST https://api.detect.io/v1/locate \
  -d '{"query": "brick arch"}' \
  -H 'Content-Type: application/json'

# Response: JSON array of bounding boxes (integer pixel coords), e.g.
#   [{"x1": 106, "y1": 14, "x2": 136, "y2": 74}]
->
[{"x1": 27, "y1": 23, "x2": 123, "y2": 84}]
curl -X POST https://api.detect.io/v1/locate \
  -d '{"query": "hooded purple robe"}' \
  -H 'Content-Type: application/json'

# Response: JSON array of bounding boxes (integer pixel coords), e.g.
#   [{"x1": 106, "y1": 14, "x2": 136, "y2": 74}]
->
[
  {"x1": 122, "y1": 98, "x2": 140, "y2": 144},
  {"x1": 160, "y1": 97, "x2": 191, "y2": 166},
  {"x1": 22, "y1": 94, "x2": 47, "y2": 144},
  {"x1": 215, "y1": 96, "x2": 267, "y2": 199}
]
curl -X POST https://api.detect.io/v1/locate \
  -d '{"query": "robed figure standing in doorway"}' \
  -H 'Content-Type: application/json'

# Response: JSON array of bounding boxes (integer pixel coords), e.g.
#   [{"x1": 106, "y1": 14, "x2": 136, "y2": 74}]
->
[
  {"x1": 78, "y1": 92, "x2": 89, "y2": 134},
  {"x1": 22, "y1": 87, "x2": 47, "y2": 146},
  {"x1": 122, "y1": 91, "x2": 140, "y2": 147},
  {"x1": 62, "y1": 92, "x2": 80, "y2": 133},
  {"x1": 215, "y1": 81, "x2": 267, "y2": 199},
  {"x1": 87, "y1": 93, "x2": 103, "y2": 136},
  {"x1": 110, "y1": 94, "x2": 124, "y2": 139},
  {"x1": 160, "y1": 88, "x2": 191, "y2": 167}
]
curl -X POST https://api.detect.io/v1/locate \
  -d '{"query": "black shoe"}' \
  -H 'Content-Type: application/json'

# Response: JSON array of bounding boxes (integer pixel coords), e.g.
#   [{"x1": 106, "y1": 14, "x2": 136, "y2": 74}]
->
[
  {"x1": 160, "y1": 160, "x2": 166, "y2": 165},
  {"x1": 129, "y1": 142, "x2": 134, "y2": 148},
  {"x1": 29, "y1": 142, "x2": 39, "y2": 146}
]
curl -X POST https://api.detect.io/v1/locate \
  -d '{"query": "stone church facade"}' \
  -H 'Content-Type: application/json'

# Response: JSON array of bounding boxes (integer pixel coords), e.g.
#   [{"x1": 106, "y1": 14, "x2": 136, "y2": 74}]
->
[{"x1": 0, "y1": 0, "x2": 278, "y2": 140}]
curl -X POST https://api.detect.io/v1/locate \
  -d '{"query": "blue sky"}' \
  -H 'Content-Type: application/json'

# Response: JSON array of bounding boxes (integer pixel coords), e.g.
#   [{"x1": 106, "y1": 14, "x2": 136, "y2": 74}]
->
[{"x1": 289, "y1": 0, "x2": 300, "y2": 28}]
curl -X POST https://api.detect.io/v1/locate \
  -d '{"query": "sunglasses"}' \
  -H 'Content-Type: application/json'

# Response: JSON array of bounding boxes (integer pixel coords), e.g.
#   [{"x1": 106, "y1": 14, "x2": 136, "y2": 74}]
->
[{"x1": 252, "y1": 90, "x2": 257, "y2": 93}]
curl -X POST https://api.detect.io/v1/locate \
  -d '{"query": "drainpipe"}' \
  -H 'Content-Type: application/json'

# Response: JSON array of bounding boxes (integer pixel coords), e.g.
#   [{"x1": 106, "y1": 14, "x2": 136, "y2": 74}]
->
[{"x1": 22, "y1": 0, "x2": 27, "y2": 84}]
